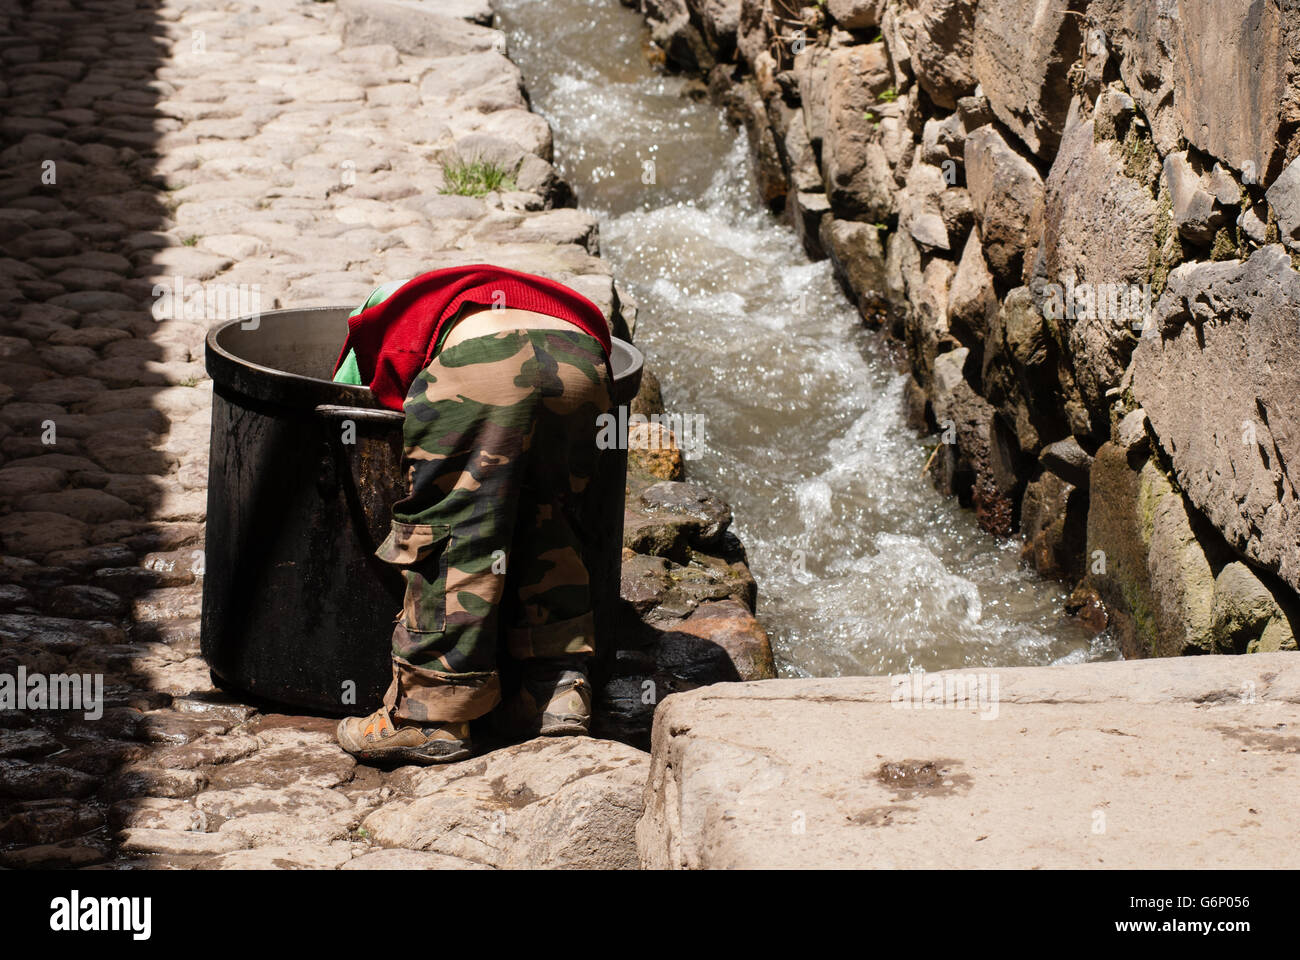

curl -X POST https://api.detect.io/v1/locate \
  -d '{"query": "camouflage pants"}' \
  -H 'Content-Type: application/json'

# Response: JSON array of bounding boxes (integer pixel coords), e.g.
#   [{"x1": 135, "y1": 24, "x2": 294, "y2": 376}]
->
[{"x1": 376, "y1": 328, "x2": 613, "y2": 723}]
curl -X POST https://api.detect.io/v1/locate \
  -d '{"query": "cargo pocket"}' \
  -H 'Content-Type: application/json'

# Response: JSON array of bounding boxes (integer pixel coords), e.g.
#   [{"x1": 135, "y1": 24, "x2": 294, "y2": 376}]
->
[{"x1": 376, "y1": 521, "x2": 451, "y2": 634}]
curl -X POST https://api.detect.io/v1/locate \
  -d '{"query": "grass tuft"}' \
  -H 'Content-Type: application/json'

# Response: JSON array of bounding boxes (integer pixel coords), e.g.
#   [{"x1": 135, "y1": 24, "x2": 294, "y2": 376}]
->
[{"x1": 439, "y1": 154, "x2": 516, "y2": 197}]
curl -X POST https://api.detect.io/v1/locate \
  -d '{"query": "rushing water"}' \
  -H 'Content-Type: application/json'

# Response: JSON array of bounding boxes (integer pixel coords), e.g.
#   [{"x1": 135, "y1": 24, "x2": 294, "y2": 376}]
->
[{"x1": 495, "y1": 0, "x2": 1118, "y2": 676}]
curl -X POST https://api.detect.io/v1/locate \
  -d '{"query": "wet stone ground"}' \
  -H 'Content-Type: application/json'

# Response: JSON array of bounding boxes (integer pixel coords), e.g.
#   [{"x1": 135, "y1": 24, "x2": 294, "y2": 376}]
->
[{"x1": 0, "y1": 0, "x2": 772, "y2": 869}]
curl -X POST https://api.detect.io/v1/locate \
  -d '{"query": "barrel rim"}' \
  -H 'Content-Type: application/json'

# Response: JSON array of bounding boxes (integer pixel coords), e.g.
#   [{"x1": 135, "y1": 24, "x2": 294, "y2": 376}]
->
[{"x1": 206, "y1": 306, "x2": 645, "y2": 390}]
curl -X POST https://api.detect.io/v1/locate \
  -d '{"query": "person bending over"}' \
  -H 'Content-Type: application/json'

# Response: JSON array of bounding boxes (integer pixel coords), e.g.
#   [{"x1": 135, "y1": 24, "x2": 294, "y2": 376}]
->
[{"x1": 332, "y1": 265, "x2": 613, "y2": 766}]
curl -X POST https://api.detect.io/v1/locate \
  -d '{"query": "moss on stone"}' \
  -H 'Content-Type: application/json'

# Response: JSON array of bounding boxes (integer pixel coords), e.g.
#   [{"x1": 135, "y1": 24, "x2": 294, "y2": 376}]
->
[
  {"x1": 1093, "y1": 111, "x2": 1115, "y2": 143},
  {"x1": 1264, "y1": 207, "x2": 1281, "y2": 244},
  {"x1": 1209, "y1": 226, "x2": 1238, "y2": 261},
  {"x1": 1121, "y1": 121, "x2": 1158, "y2": 186},
  {"x1": 1251, "y1": 617, "x2": 1299, "y2": 652},
  {"x1": 1146, "y1": 185, "x2": 1183, "y2": 299},
  {"x1": 1118, "y1": 577, "x2": 1160, "y2": 656}
]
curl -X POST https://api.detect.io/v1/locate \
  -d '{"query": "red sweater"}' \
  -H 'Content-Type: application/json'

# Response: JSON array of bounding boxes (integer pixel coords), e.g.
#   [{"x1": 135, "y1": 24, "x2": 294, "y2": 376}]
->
[{"x1": 334, "y1": 265, "x2": 612, "y2": 411}]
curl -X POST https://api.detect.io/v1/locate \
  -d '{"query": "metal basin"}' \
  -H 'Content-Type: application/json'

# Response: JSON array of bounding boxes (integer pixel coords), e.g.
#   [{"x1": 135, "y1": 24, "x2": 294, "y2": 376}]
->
[{"x1": 202, "y1": 306, "x2": 643, "y2": 714}]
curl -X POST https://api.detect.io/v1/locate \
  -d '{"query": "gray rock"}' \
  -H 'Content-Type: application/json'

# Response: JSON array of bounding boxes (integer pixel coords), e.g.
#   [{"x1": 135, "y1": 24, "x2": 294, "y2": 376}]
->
[
  {"x1": 1084, "y1": 2, "x2": 1182, "y2": 157},
  {"x1": 1164, "y1": 150, "x2": 1226, "y2": 245},
  {"x1": 1114, "y1": 408, "x2": 1150, "y2": 456},
  {"x1": 1266, "y1": 156, "x2": 1300, "y2": 253},
  {"x1": 821, "y1": 44, "x2": 897, "y2": 222},
  {"x1": 338, "y1": 0, "x2": 503, "y2": 58},
  {"x1": 1211, "y1": 562, "x2": 1297, "y2": 654},
  {"x1": 1042, "y1": 106, "x2": 1158, "y2": 428},
  {"x1": 879, "y1": 4, "x2": 913, "y2": 88},
  {"x1": 688, "y1": 0, "x2": 742, "y2": 58},
  {"x1": 1092, "y1": 84, "x2": 1136, "y2": 141},
  {"x1": 444, "y1": 134, "x2": 525, "y2": 175},
  {"x1": 971, "y1": 0, "x2": 1082, "y2": 156},
  {"x1": 790, "y1": 189, "x2": 831, "y2": 259},
  {"x1": 1208, "y1": 163, "x2": 1242, "y2": 207},
  {"x1": 899, "y1": 160, "x2": 951, "y2": 252},
  {"x1": 930, "y1": 346, "x2": 1020, "y2": 535},
  {"x1": 946, "y1": 225, "x2": 996, "y2": 346},
  {"x1": 118, "y1": 828, "x2": 244, "y2": 857},
  {"x1": 647, "y1": 0, "x2": 713, "y2": 72},
  {"x1": 898, "y1": 0, "x2": 979, "y2": 110},
  {"x1": 1038, "y1": 436, "x2": 1093, "y2": 489},
  {"x1": 979, "y1": 285, "x2": 1070, "y2": 456},
  {"x1": 1132, "y1": 245, "x2": 1300, "y2": 592},
  {"x1": 637, "y1": 656, "x2": 1300, "y2": 868},
  {"x1": 736, "y1": 0, "x2": 771, "y2": 71},
  {"x1": 342, "y1": 848, "x2": 491, "y2": 870},
  {"x1": 1239, "y1": 202, "x2": 1270, "y2": 245},
  {"x1": 197, "y1": 844, "x2": 354, "y2": 870},
  {"x1": 1019, "y1": 468, "x2": 1085, "y2": 581},
  {"x1": 826, "y1": 0, "x2": 886, "y2": 30},
  {"x1": 639, "y1": 480, "x2": 733, "y2": 545},
  {"x1": 964, "y1": 123, "x2": 1044, "y2": 284},
  {"x1": 920, "y1": 112, "x2": 965, "y2": 168},
  {"x1": 1087, "y1": 444, "x2": 1218, "y2": 659},
  {"x1": 1171, "y1": 0, "x2": 1297, "y2": 188},
  {"x1": 362, "y1": 737, "x2": 648, "y2": 869},
  {"x1": 819, "y1": 218, "x2": 888, "y2": 323},
  {"x1": 955, "y1": 92, "x2": 994, "y2": 132}
]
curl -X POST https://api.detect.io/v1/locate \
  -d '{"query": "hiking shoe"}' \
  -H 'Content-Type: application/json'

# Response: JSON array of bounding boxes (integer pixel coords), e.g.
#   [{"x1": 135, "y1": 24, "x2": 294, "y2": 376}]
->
[
  {"x1": 500, "y1": 657, "x2": 591, "y2": 737},
  {"x1": 336, "y1": 706, "x2": 471, "y2": 765}
]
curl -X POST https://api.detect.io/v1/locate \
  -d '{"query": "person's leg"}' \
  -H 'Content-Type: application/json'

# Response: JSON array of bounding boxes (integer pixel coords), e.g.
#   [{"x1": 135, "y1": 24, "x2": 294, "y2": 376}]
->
[
  {"x1": 499, "y1": 329, "x2": 613, "y2": 736},
  {"x1": 338, "y1": 330, "x2": 540, "y2": 764}
]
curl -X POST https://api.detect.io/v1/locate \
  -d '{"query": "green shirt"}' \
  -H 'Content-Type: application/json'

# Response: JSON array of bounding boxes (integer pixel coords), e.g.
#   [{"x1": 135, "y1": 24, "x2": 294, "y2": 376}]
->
[{"x1": 333, "y1": 279, "x2": 406, "y2": 385}]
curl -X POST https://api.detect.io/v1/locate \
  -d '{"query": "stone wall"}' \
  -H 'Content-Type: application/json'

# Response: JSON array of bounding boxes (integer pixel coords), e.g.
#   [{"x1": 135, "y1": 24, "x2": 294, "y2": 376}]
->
[{"x1": 628, "y1": 0, "x2": 1300, "y2": 660}]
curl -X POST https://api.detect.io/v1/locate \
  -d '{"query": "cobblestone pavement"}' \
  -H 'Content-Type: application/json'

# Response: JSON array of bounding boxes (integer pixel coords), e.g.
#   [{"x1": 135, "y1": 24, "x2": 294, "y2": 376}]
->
[{"x1": 0, "y1": 0, "x2": 647, "y2": 869}]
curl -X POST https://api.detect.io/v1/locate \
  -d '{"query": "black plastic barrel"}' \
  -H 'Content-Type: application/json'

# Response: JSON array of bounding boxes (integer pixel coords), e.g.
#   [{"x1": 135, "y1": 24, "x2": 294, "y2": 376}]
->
[{"x1": 201, "y1": 306, "x2": 643, "y2": 715}]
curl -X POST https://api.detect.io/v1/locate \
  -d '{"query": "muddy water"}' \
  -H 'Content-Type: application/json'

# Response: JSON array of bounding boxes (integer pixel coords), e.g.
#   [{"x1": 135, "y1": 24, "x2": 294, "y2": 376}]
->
[{"x1": 495, "y1": 0, "x2": 1118, "y2": 676}]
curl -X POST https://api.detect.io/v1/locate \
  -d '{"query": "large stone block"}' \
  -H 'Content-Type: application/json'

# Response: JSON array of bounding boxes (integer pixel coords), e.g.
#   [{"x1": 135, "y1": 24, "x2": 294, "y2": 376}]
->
[
  {"x1": 1020, "y1": 468, "x2": 1087, "y2": 581},
  {"x1": 686, "y1": 0, "x2": 742, "y2": 59},
  {"x1": 821, "y1": 43, "x2": 897, "y2": 222},
  {"x1": 898, "y1": 0, "x2": 979, "y2": 110},
  {"x1": 637, "y1": 656, "x2": 1300, "y2": 868},
  {"x1": 1084, "y1": 0, "x2": 1184, "y2": 158},
  {"x1": 1041, "y1": 103, "x2": 1159, "y2": 429},
  {"x1": 1131, "y1": 245, "x2": 1300, "y2": 593},
  {"x1": 1086, "y1": 441, "x2": 1220, "y2": 658},
  {"x1": 362, "y1": 737, "x2": 648, "y2": 869},
  {"x1": 820, "y1": 217, "x2": 889, "y2": 323},
  {"x1": 337, "y1": 0, "x2": 502, "y2": 57},
  {"x1": 1171, "y1": 0, "x2": 1299, "y2": 185},
  {"x1": 1267, "y1": 156, "x2": 1300, "y2": 252},
  {"x1": 930, "y1": 347, "x2": 1022, "y2": 534},
  {"x1": 736, "y1": 0, "x2": 771, "y2": 70},
  {"x1": 946, "y1": 228, "x2": 996, "y2": 347},
  {"x1": 1211, "y1": 562, "x2": 1297, "y2": 654},
  {"x1": 980, "y1": 286, "x2": 1075, "y2": 457},
  {"x1": 1087, "y1": 0, "x2": 1299, "y2": 182},
  {"x1": 964, "y1": 123, "x2": 1045, "y2": 285},
  {"x1": 827, "y1": 0, "x2": 888, "y2": 30},
  {"x1": 971, "y1": 0, "x2": 1086, "y2": 157}
]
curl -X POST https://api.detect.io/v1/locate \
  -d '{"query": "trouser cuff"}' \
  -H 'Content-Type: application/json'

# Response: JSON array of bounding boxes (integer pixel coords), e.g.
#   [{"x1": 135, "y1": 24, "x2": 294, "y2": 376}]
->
[
  {"x1": 507, "y1": 611, "x2": 597, "y2": 659},
  {"x1": 383, "y1": 657, "x2": 501, "y2": 723}
]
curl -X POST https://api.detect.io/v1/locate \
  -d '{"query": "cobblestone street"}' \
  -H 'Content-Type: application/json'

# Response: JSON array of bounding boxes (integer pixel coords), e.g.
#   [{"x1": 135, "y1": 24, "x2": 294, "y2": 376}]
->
[{"x1": 0, "y1": 0, "x2": 654, "y2": 869}]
